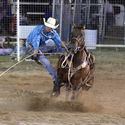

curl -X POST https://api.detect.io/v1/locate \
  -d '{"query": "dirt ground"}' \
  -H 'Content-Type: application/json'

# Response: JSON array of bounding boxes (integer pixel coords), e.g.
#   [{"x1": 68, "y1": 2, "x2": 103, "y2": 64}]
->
[{"x1": 0, "y1": 52, "x2": 125, "y2": 125}]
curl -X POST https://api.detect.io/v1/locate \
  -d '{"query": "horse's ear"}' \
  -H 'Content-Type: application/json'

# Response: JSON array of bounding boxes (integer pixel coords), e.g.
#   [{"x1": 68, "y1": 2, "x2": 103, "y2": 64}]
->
[
  {"x1": 72, "y1": 23, "x2": 76, "y2": 29},
  {"x1": 82, "y1": 25, "x2": 86, "y2": 30}
]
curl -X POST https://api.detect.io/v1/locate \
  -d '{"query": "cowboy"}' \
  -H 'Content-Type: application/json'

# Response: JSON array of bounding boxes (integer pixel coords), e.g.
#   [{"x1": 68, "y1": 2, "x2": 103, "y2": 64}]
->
[{"x1": 26, "y1": 17, "x2": 65, "y2": 83}]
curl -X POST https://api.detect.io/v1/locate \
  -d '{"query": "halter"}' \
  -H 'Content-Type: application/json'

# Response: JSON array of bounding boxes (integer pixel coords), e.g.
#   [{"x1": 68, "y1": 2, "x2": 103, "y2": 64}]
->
[
  {"x1": 70, "y1": 37, "x2": 79, "y2": 53},
  {"x1": 70, "y1": 36, "x2": 85, "y2": 53}
]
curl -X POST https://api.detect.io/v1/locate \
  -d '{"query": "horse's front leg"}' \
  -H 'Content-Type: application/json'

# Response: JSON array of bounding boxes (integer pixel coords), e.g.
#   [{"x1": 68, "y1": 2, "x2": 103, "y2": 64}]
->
[
  {"x1": 71, "y1": 90, "x2": 79, "y2": 100},
  {"x1": 71, "y1": 88, "x2": 79, "y2": 100},
  {"x1": 71, "y1": 90, "x2": 76, "y2": 100},
  {"x1": 71, "y1": 80, "x2": 82, "y2": 100}
]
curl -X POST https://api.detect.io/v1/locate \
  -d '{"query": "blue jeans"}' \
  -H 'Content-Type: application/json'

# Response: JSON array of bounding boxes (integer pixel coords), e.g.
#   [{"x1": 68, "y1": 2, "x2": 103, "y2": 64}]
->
[
  {"x1": 37, "y1": 54, "x2": 57, "y2": 81},
  {"x1": 26, "y1": 44, "x2": 57, "y2": 81}
]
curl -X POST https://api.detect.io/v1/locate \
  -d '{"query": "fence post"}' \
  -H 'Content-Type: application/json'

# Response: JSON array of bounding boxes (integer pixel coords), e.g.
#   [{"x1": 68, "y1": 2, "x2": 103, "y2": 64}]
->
[
  {"x1": 52, "y1": 0, "x2": 55, "y2": 17},
  {"x1": 17, "y1": 0, "x2": 20, "y2": 61},
  {"x1": 73, "y1": 0, "x2": 76, "y2": 23},
  {"x1": 59, "y1": 0, "x2": 63, "y2": 38},
  {"x1": 124, "y1": 9, "x2": 125, "y2": 44}
]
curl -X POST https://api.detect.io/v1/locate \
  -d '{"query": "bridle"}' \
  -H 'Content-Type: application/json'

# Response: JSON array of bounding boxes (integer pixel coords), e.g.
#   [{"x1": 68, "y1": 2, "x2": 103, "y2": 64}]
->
[{"x1": 70, "y1": 36, "x2": 85, "y2": 53}]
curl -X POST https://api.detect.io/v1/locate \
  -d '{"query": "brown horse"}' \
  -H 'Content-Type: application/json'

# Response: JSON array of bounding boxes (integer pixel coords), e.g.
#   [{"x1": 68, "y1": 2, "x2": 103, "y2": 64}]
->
[{"x1": 52, "y1": 26, "x2": 95, "y2": 99}]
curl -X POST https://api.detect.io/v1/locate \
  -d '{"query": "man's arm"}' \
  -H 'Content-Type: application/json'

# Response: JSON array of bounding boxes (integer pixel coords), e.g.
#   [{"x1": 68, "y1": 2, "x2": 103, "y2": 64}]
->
[
  {"x1": 32, "y1": 35, "x2": 41, "y2": 54},
  {"x1": 52, "y1": 31, "x2": 62, "y2": 47}
]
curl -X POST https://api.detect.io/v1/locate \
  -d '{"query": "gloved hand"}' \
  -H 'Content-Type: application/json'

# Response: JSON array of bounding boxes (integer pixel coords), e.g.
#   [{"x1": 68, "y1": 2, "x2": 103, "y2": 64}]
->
[
  {"x1": 32, "y1": 50, "x2": 38, "y2": 60},
  {"x1": 61, "y1": 41, "x2": 67, "y2": 47},
  {"x1": 61, "y1": 41, "x2": 69, "y2": 52},
  {"x1": 33, "y1": 50, "x2": 38, "y2": 55}
]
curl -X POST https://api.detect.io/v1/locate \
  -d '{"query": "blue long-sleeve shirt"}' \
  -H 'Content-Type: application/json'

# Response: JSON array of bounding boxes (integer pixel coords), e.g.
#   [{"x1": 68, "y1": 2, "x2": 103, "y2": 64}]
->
[{"x1": 26, "y1": 25, "x2": 62, "y2": 50}]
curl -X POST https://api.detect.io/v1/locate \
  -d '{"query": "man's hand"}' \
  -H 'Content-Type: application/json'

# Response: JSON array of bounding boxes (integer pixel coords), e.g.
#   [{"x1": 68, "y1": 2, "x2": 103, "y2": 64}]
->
[
  {"x1": 62, "y1": 41, "x2": 69, "y2": 52},
  {"x1": 33, "y1": 50, "x2": 38, "y2": 55}
]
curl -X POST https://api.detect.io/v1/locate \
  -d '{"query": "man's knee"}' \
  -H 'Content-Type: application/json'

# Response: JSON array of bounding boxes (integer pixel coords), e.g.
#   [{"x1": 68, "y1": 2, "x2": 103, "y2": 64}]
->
[{"x1": 39, "y1": 56, "x2": 51, "y2": 66}]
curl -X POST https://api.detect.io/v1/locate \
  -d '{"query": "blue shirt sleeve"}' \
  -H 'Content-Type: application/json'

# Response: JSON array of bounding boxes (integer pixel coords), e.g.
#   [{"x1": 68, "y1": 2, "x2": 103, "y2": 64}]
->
[{"x1": 26, "y1": 25, "x2": 44, "y2": 50}]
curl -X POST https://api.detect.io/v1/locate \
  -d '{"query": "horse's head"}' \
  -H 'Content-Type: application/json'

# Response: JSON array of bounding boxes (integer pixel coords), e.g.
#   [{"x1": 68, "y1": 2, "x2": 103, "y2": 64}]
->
[{"x1": 69, "y1": 24, "x2": 85, "y2": 53}]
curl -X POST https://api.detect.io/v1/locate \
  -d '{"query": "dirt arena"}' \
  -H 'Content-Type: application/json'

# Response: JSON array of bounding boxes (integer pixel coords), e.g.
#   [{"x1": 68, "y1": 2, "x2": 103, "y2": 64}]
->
[{"x1": 0, "y1": 50, "x2": 125, "y2": 125}]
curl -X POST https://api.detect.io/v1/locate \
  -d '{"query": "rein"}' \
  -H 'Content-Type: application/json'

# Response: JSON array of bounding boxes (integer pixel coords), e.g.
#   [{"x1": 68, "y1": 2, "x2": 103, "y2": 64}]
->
[
  {"x1": 61, "y1": 52, "x2": 71, "y2": 68},
  {"x1": 68, "y1": 53, "x2": 74, "y2": 87}
]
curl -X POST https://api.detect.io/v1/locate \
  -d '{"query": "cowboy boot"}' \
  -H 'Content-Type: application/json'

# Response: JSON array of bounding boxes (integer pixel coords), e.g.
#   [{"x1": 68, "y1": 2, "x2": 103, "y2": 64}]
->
[
  {"x1": 52, "y1": 80, "x2": 60, "y2": 97},
  {"x1": 52, "y1": 76, "x2": 62, "y2": 97}
]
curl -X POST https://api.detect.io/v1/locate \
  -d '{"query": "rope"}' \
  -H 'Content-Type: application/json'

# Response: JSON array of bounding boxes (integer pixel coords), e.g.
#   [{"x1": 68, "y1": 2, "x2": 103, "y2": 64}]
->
[
  {"x1": 61, "y1": 53, "x2": 71, "y2": 68},
  {"x1": 0, "y1": 53, "x2": 34, "y2": 78},
  {"x1": 0, "y1": 52, "x2": 64, "y2": 79},
  {"x1": 68, "y1": 54, "x2": 74, "y2": 86},
  {"x1": 37, "y1": 52, "x2": 62, "y2": 55}
]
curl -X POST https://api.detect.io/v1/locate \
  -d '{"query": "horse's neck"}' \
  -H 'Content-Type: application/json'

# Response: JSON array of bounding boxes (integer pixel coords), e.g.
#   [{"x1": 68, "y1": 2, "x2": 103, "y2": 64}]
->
[{"x1": 73, "y1": 49, "x2": 86, "y2": 68}]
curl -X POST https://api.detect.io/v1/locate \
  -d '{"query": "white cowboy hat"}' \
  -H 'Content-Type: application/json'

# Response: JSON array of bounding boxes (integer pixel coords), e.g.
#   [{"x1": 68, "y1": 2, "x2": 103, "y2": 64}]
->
[{"x1": 43, "y1": 17, "x2": 59, "y2": 29}]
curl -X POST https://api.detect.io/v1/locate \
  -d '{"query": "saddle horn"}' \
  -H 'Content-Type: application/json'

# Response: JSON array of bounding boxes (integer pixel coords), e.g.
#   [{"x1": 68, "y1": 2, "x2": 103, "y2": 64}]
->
[{"x1": 82, "y1": 25, "x2": 86, "y2": 30}]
